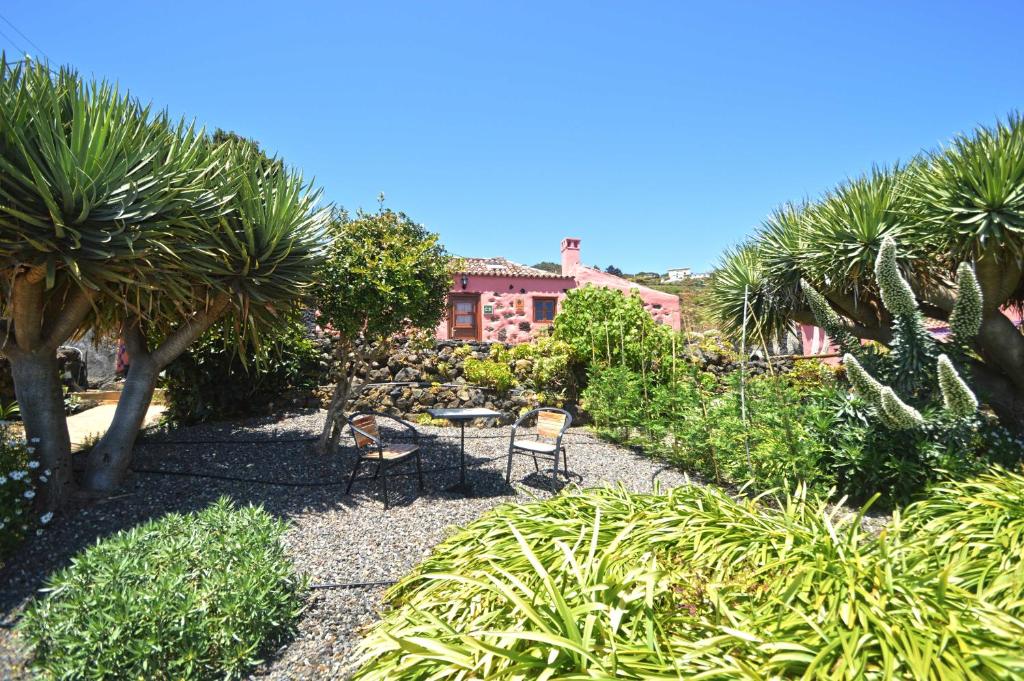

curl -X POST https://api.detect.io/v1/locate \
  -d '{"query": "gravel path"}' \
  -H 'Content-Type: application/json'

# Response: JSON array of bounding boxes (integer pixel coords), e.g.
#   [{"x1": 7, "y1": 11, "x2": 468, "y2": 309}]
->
[{"x1": 0, "y1": 410, "x2": 695, "y2": 680}]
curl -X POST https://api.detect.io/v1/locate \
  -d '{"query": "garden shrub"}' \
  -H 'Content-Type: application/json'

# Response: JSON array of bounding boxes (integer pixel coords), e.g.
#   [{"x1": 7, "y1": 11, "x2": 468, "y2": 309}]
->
[
  {"x1": 19, "y1": 497, "x2": 305, "y2": 680},
  {"x1": 463, "y1": 356, "x2": 515, "y2": 392},
  {"x1": 0, "y1": 405, "x2": 51, "y2": 567},
  {"x1": 582, "y1": 363, "x2": 839, "y2": 496},
  {"x1": 161, "y1": 313, "x2": 320, "y2": 423},
  {"x1": 355, "y1": 471, "x2": 1024, "y2": 679}
]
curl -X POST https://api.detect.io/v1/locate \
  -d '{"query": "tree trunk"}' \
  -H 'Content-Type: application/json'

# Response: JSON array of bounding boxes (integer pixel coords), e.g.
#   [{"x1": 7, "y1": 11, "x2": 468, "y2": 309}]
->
[
  {"x1": 317, "y1": 338, "x2": 356, "y2": 454},
  {"x1": 82, "y1": 297, "x2": 230, "y2": 493},
  {"x1": 970, "y1": 362, "x2": 1024, "y2": 434},
  {"x1": 82, "y1": 354, "x2": 157, "y2": 493},
  {"x1": 8, "y1": 348, "x2": 74, "y2": 509}
]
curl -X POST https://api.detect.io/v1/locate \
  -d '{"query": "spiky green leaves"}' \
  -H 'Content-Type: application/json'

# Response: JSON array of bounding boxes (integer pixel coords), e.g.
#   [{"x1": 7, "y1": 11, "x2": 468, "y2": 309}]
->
[
  {"x1": 937, "y1": 354, "x2": 978, "y2": 417},
  {"x1": 949, "y1": 262, "x2": 983, "y2": 343},
  {"x1": 875, "y1": 237, "x2": 918, "y2": 318}
]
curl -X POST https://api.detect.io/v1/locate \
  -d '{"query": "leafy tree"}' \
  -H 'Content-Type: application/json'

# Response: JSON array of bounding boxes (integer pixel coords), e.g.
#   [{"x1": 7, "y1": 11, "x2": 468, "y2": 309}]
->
[
  {"x1": 711, "y1": 115, "x2": 1024, "y2": 430},
  {"x1": 605, "y1": 265, "x2": 625, "y2": 277},
  {"x1": 0, "y1": 58, "x2": 222, "y2": 506},
  {"x1": 531, "y1": 261, "x2": 562, "y2": 274},
  {"x1": 314, "y1": 209, "x2": 451, "y2": 453}
]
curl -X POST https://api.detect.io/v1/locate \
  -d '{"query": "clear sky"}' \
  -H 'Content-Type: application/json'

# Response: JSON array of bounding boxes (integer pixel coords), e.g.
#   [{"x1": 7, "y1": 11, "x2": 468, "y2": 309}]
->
[{"x1": 2, "y1": 2, "x2": 1022, "y2": 273}]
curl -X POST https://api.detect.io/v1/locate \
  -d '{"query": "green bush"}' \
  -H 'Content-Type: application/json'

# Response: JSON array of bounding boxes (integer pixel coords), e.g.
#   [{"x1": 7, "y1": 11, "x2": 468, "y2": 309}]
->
[
  {"x1": 463, "y1": 356, "x2": 515, "y2": 392},
  {"x1": 355, "y1": 471, "x2": 1024, "y2": 679},
  {"x1": 0, "y1": 404, "x2": 51, "y2": 566},
  {"x1": 161, "y1": 313, "x2": 320, "y2": 423},
  {"x1": 19, "y1": 498, "x2": 305, "y2": 680},
  {"x1": 582, "y1": 363, "x2": 838, "y2": 496}
]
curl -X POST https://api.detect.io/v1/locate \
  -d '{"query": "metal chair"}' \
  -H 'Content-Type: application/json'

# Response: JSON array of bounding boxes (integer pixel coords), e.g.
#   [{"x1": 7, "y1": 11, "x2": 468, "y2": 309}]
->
[
  {"x1": 505, "y1": 407, "x2": 573, "y2": 483},
  {"x1": 345, "y1": 412, "x2": 424, "y2": 509}
]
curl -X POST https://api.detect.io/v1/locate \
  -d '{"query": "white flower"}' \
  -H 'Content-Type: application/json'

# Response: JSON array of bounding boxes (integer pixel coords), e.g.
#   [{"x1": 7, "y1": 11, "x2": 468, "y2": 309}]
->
[
  {"x1": 0, "y1": 475, "x2": 6, "y2": 485},
  {"x1": 26, "y1": 447, "x2": 35, "y2": 454},
  {"x1": 40, "y1": 512, "x2": 53, "y2": 524},
  {"x1": 9, "y1": 471, "x2": 25, "y2": 481},
  {"x1": 43, "y1": 469, "x2": 51, "y2": 476},
  {"x1": 30, "y1": 437, "x2": 40, "y2": 443},
  {"x1": 39, "y1": 476, "x2": 47, "y2": 484},
  {"x1": 36, "y1": 528, "x2": 43, "y2": 535},
  {"x1": 27, "y1": 460, "x2": 40, "y2": 469},
  {"x1": 23, "y1": 490, "x2": 35, "y2": 499}
]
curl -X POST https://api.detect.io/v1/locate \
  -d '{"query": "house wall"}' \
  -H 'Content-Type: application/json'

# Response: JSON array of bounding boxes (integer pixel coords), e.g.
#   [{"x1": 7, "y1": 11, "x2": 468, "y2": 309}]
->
[{"x1": 435, "y1": 274, "x2": 575, "y2": 344}]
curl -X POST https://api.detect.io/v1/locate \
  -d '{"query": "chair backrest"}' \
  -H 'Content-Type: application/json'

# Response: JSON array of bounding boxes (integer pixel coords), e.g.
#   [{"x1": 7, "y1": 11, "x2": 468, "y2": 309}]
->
[
  {"x1": 536, "y1": 410, "x2": 567, "y2": 439},
  {"x1": 351, "y1": 414, "x2": 380, "y2": 449}
]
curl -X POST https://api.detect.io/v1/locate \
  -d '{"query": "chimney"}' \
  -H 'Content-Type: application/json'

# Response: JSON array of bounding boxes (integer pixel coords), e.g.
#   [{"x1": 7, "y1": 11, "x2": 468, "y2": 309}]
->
[{"x1": 560, "y1": 237, "x2": 581, "y2": 275}]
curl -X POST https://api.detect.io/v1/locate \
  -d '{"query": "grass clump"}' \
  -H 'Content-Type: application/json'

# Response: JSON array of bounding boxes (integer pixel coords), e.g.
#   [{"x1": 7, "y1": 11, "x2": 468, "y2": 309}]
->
[
  {"x1": 355, "y1": 471, "x2": 1024, "y2": 679},
  {"x1": 19, "y1": 497, "x2": 306, "y2": 680}
]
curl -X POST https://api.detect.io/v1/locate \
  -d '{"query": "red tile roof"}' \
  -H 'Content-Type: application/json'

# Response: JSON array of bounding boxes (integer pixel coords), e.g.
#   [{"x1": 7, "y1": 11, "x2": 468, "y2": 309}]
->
[{"x1": 455, "y1": 257, "x2": 572, "y2": 279}]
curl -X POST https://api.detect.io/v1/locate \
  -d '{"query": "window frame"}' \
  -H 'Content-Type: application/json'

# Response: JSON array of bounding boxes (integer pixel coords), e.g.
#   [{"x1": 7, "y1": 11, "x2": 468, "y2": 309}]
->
[{"x1": 533, "y1": 296, "x2": 558, "y2": 323}]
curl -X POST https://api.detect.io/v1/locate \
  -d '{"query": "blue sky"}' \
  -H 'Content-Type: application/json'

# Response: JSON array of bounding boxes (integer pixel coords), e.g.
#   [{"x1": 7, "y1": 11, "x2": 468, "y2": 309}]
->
[{"x1": 2, "y1": 1, "x2": 1022, "y2": 273}]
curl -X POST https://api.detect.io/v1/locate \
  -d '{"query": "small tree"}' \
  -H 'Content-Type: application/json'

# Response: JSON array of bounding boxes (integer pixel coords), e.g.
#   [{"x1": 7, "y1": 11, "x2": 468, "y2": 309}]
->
[{"x1": 314, "y1": 209, "x2": 451, "y2": 453}]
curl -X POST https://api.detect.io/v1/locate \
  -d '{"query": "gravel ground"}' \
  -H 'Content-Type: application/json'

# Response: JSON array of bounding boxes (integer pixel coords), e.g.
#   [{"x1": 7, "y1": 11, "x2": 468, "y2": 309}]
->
[{"x1": 0, "y1": 409, "x2": 696, "y2": 680}]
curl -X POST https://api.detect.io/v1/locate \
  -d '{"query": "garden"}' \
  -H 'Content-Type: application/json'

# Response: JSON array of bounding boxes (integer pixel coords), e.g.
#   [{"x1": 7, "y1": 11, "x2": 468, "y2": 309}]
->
[{"x1": 1, "y1": 53, "x2": 1023, "y2": 680}]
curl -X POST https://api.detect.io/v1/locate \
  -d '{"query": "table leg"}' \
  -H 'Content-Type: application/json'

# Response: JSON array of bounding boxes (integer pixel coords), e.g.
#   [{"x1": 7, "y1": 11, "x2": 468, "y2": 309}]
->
[{"x1": 445, "y1": 420, "x2": 474, "y2": 496}]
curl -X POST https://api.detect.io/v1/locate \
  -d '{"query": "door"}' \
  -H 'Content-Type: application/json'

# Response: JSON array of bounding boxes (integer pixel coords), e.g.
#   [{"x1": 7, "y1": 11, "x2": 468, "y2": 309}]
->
[{"x1": 449, "y1": 294, "x2": 480, "y2": 340}]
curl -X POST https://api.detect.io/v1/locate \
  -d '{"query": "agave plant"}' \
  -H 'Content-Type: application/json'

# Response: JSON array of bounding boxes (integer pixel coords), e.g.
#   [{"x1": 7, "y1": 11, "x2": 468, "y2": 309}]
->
[{"x1": 0, "y1": 56, "x2": 222, "y2": 506}]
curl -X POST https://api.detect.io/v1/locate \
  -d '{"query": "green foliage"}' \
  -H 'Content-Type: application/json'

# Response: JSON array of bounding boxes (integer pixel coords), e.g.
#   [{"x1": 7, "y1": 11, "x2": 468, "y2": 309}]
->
[
  {"x1": 0, "y1": 405, "x2": 50, "y2": 566},
  {"x1": 582, "y1": 364, "x2": 837, "y2": 495},
  {"x1": 160, "y1": 313, "x2": 320, "y2": 423},
  {"x1": 355, "y1": 473, "x2": 1024, "y2": 679},
  {"x1": 314, "y1": 209, "x2": 451, "y2": 344},
  {"x1": 463, "y1": 357, "x2": 515, "y2": 393},
  {"x1": 19, "y1": 498, "x2": 305, "y2": 680},
  {"x1": 509, "y1": 336, "x2": 578, "y2": 393},
  {"x1": 554, "y1": 285, "x2": 670, "y2": 374},
  {"x1": 710, "y1": 115, "x2": 1024, "y2": 431}
]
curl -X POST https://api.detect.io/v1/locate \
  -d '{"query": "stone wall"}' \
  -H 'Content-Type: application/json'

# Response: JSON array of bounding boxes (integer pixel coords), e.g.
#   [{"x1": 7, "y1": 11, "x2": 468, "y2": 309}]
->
[{"x1": 310, "y1": 334, "x2": 557, "y2": 425}]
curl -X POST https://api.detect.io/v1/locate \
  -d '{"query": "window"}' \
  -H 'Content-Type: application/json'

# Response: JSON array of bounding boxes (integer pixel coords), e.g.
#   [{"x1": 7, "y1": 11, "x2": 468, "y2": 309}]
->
[{"x1": 533, "y1": 297, "x2": 557, "y2": 323}]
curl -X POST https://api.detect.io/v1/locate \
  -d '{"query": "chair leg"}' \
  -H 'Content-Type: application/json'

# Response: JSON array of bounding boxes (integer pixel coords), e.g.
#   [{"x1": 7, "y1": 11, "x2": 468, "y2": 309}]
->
[
  {"x1": 532, "y1": 454, "x2": 540, "y2": 472},
  {"x1": 561, "y1": 446, "x2": 569, "y2": 477},
  {"x1": 380, "y1": 462, "x2": 389, "y2": 510},
  {"x1": 415, "y1": 452, "x2": 424, "y2": 492},
  {"x1": 345, "y1": 458, "x2": 362, "y2": 494},
  {"x1": 505, "y1": 446, "x2": 515, "y2": 483}
]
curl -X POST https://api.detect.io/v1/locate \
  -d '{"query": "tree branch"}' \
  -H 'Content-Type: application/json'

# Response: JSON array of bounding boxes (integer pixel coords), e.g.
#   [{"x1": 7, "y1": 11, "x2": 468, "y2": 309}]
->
[
  {"x1": 150, "y1": 293, "x2": 231, "y2": 369},
  {"x1": 12, "y1": 266, "x2": 45, "y2": 351},
  {"x1": 40, "y1": 286, "x2": 96, "y2": 351}
]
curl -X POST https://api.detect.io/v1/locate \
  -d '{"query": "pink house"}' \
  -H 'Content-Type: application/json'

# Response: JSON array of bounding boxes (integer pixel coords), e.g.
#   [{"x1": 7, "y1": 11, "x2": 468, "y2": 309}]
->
[{"x1": 436, "y1": 237, "x2": 681, "y2": 344}]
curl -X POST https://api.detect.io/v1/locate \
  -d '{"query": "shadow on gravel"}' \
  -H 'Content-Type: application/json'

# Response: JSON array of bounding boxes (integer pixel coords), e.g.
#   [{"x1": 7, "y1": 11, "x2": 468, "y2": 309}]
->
[{"x1": 0, "y1": 410, "x2": 529, "y2": 628}]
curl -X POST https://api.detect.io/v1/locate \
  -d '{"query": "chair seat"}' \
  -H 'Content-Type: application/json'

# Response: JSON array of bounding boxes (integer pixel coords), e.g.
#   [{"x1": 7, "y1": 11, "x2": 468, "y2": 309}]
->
[
  {"x1": 512, "y1": 439, "x2": 557, "y2": 454},
  {"x1": 360, "y1": 443, "x2": 419, "y2": 460}
]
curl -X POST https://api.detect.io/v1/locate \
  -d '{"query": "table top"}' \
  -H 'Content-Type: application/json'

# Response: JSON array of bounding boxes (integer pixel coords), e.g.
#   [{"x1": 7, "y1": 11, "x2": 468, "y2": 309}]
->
[{"x1": 427, "y1": 407, "x2": 503, "y2": 420}]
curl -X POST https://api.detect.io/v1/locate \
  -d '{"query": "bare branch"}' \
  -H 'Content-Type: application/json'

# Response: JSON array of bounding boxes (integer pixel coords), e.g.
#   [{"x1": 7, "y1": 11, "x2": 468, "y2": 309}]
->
[
  {"x1": 150, "y1": 293, "x2": 231, "y2": 369},
  {"x1": 12, "y1": 267, "x2": 44, "y2": 351},
  {"x1": 40, "y1": 286, "x2": 96, "y2": 351}
]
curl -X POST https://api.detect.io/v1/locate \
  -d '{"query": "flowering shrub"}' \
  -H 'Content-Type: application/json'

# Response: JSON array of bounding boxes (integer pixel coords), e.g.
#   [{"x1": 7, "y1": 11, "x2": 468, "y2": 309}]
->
[{"x1": 0, "y1": 405, "x2": 51, "y2": 566}]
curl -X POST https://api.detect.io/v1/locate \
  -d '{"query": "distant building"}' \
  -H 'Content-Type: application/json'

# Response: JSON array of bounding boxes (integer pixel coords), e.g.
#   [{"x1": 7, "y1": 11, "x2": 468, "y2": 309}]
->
[
  {"x1": 664, "y1": 268, "x2": 708, "y2": 282},
  {"x1": 437, "y1": 237, "x2": 681, "y2": 344}
]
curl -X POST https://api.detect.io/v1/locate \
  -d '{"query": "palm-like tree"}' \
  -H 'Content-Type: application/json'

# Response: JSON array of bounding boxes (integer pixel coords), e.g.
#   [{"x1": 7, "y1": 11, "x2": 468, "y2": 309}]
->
[
  {"x1": 83, "y1": 142, "x2": 327, "y2": 492},
  {"x1": 711, "y1": 115, "x2": 1024, "y2": 429},
  {"x1": 0, "y1": 57, "x2": 221, "y2": 506}
]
